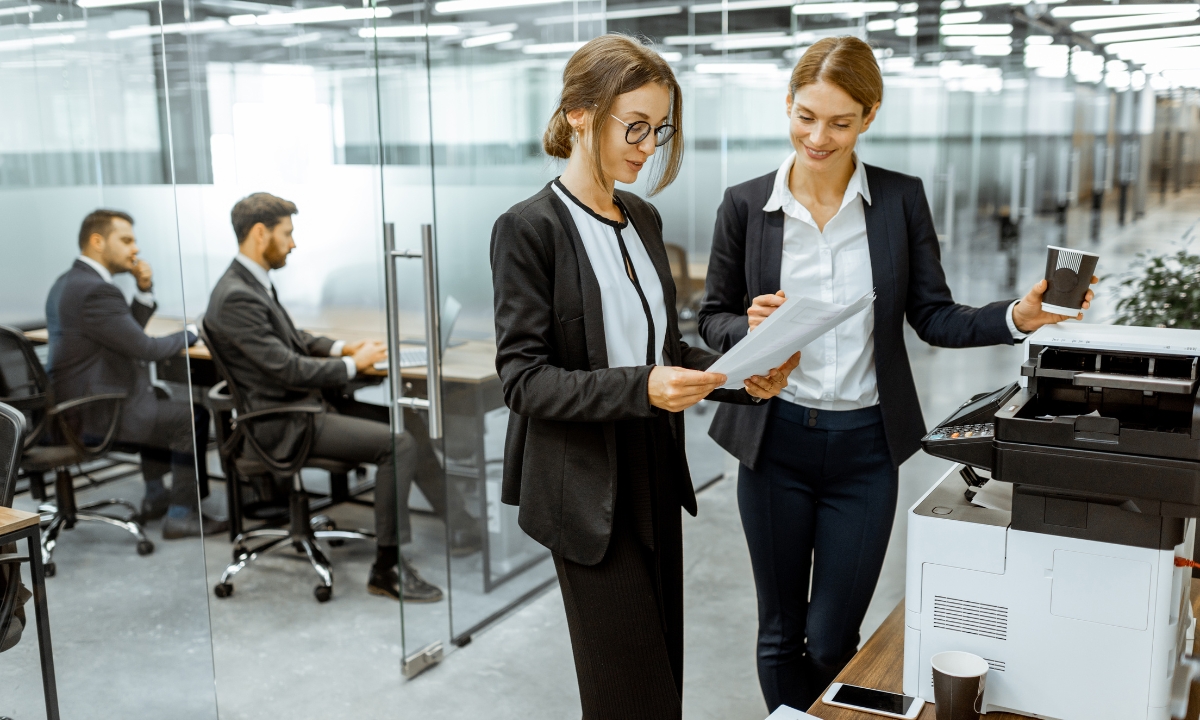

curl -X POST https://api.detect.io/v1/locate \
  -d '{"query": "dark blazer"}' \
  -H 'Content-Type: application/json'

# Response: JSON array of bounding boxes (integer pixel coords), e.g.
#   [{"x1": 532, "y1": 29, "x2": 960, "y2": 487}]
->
[
  {"x1": 45, "y1": 259, "x2": 187, "y2": 445},
  {"x1": 492, "y1": 182, "x2": 757, "y2": 566},
  {"x1": 203, "y1": 259, "x2": 348, "y2": 458},
  {"x1": 699, "y1": 163, "x2": 1015, "y2": 470}
]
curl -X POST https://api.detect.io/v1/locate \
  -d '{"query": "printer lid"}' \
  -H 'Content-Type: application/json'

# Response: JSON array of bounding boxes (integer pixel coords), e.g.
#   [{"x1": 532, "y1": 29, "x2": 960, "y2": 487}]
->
[{"x1": 1027, "y1": 323, "x2": 1200, "y2": 357}]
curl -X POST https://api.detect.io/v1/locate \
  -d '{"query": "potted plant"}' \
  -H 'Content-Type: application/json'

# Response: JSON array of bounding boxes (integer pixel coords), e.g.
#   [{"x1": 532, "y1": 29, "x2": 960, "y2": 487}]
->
[{"x1": 1113, "y1": 249, "x2": 1200, "y2": 329}]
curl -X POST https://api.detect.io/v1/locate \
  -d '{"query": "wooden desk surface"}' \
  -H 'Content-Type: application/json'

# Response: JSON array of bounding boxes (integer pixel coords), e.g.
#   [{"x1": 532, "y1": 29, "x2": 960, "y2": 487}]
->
[
  {"x1": 0, "y1": 506, "x2": 40, "y2": 536},
  {"x1": 25, "y1": 316, "x2": 499, "y2": 385},
  {"x1": 807, "y1": 579, "x2": 1200, "y2": 719}
]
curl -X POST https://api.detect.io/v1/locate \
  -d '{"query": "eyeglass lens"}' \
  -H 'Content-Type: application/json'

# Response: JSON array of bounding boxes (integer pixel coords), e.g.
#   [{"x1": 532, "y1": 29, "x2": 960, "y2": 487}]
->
[{"x1": 625, "y1": 120, "x2": 676, "y2": 147}]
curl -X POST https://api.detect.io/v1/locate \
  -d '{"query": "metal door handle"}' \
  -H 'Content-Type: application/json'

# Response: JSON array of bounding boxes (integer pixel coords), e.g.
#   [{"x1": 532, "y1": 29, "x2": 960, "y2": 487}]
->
[{"x1": 382, "y1": 222, "x2": 443, "y2": 440}]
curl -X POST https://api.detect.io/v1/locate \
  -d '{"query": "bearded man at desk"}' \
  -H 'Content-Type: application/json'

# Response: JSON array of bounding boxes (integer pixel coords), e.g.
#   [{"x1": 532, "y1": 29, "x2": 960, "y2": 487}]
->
[
  {"x1": 203, "y1": 192, "x2": 471, "y2": 603},
  {"x1": 46, "y1": 209, "x2": 225, "y2": 538}
]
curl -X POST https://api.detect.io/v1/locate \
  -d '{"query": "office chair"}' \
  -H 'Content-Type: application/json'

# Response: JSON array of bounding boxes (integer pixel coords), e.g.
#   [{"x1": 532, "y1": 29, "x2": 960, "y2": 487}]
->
[
  {"x1": 199, "y1": 323, "x2": 373, "y2": 603},
  {"x1": 663, "y1": 243, "x2": 705, "y2": 337},
  {"x1": 0, "y1": 326, "x2": 150, "y2": 576},
  {"x1": 0, "y1": 401, "x2": 30, "y2": 654}
]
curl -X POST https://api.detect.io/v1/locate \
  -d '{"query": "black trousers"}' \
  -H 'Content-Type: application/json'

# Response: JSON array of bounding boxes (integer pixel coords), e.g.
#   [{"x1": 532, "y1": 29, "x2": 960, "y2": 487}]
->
[
  {"x1": 738, "y1": 399, "x2": 897, "y2": 712},
  {"x1": 553, "y1": 416, "x2": 685, "y2": 720},
  {"x1": 314, "y1": 401, "x2": 470, "y2": 548},
  {"x1": 121, "y1": 401, "x2": 210, "y2": 511}
]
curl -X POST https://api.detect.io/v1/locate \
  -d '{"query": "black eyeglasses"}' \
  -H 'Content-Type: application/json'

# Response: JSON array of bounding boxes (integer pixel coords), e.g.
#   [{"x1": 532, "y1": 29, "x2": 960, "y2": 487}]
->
[{"x1": 609, "y1": 114, "x2": 676, "y2": 147}]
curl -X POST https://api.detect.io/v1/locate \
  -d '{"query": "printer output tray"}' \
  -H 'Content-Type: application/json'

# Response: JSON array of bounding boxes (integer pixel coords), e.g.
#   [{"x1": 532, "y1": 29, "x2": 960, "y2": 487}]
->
[{"x1": 993, "y1": 439, "x2": 1200, "y2": 515}]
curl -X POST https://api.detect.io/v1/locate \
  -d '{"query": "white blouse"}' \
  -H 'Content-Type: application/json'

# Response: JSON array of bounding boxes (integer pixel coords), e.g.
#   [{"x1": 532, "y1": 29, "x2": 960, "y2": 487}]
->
[
  {"x1": 553, "y1": 180, "x2": 667, "y2": 369},
  {"x1": 765, "y1": 152, "x2": 879, "y2": 411}
]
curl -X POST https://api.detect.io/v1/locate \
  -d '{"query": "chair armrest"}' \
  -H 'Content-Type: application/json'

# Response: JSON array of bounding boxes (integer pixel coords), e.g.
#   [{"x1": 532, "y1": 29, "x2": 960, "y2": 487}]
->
[
  {"x1": 207, "y1": 381, "x2": 235, "y2": 412},
  {"x1": 235, "y1": 406, "x2": 323, "y2": 424},
  {"x1": 48, "y1": 393, "x2": 126, "y2": 417},
  {"x1": 49, "y1": 392, "x2": 126, "y2": 461}
]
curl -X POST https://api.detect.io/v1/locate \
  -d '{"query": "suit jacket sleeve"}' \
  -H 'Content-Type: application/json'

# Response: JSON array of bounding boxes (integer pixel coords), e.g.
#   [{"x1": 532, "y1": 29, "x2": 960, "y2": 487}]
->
[
  {"x1": 220, "y1": 290, "x2": 349, "y2": 390},
  {"x1": 297, "y1": 329, "x2": 335, "y2": 357},
  {"x1": 638, "y1": 200, "x2": 756, "y2": 407},
  {"x1": 698, "y1": 187, "x2": 752, "y2": 354},
  {"x1": 82, "y1": 284, "x2": 185, "y2": 362},
  {"x1": 903, "y1": 179, "x2": 1015, "y2": 348},
  {"x1": 492, "y1": 211, "x2": 661, "y2": 423},
  {"x1": 130, "y1": 296, "x2": 155, "y2": 328}
]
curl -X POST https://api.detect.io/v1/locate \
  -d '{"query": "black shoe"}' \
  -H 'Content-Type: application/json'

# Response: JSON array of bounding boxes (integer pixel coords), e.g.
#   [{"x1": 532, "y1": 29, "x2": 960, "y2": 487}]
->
[
  {"x1": 140, "y1": 488, "x2": 170, "y2": 522},
  {"x1": 368, "y1": 558, "x2": 443, "y2": 603},
  {"x1": 162, "y1": 511, "x2": 229, "y2": 539}
]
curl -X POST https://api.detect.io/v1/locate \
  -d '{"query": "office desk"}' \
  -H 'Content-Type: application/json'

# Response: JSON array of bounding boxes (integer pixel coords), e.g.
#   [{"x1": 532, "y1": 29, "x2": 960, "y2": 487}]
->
[
  {"x1": 24, "y1": 316, "x2": 499, "y2": 383},
  {"x1": 807, "y1": 579, "x2": 1200, "y2": 719},
  {"x1": 0, "y1": 506, "x2": 60, "y2": 720}
]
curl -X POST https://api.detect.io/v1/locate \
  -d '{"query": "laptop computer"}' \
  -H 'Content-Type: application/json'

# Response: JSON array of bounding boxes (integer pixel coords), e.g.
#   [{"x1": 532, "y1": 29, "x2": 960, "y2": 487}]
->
[{"x1": 375, "y1": 295, "x2": 462, "y2": 371}]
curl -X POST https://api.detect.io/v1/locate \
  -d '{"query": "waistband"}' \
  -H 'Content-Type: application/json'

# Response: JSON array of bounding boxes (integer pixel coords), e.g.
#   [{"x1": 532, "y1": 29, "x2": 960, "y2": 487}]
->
[{"x1": 770, "y1": 399, "x2": 883, "y2": 431}]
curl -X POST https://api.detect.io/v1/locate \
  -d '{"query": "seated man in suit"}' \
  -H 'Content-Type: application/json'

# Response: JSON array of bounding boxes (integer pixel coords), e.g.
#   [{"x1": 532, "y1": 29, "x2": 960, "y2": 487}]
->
[
  {"x1": 46, "y1": 209, "x2": 226, "y2": 538},
  {"x1": 204, "y1": 192, "x2": 470, "y2": 602}
]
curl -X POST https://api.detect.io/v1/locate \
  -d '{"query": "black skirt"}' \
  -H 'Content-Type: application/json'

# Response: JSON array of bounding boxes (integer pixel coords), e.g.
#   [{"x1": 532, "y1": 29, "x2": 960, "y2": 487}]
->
[{"x1": 552, "y1": 413, "x2": 685, "y2": 720}]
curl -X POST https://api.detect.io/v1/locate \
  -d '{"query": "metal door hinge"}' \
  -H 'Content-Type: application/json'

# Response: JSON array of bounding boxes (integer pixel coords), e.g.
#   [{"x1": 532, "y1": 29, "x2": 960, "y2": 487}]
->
[{"x1": 402, "y1": 641, "x2": 443, "y2": 679}]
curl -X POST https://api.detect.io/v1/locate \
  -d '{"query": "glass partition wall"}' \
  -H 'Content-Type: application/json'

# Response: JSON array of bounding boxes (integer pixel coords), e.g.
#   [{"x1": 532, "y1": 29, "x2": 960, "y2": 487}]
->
[
  {"x1": 3, "y1": 0, "x2": 1200, "y2": 716},
  {"x1": 0, "y1": 3, "x2": 218, "y2": 717}
]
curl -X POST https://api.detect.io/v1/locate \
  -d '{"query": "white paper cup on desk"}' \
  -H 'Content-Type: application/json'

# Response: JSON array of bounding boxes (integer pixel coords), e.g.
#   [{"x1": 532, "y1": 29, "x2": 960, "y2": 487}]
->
[
  {"x1": 931, "y1": 651, "x2": 988, "y2": 720},
  {"x1": 1041, "y1": 245, "x2": 1099, "y2": 316}
]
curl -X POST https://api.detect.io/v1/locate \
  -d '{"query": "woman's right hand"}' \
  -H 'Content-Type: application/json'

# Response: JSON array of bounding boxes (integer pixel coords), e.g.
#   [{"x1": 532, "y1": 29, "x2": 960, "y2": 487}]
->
[
  {"x1": 748, "y1": 290, "x2": 787, "y2": 331},
  {"x1": 648, "y1": 366, "x2": 727, "y2": 413}
]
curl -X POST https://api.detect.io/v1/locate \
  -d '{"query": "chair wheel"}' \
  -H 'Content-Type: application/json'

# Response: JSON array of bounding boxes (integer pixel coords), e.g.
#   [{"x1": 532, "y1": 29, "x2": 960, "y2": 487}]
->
[
  {"x1": 43, "y1": 562, "x2": 56, "y2": 578},
  {"x1": 137, "y1": 540, "x2": 155, "y2": 556},
  {"x1": 314, "y1": 585, "x2": 332, "y2": 603},
  {"x1": 214, "y1": 583, "x2": 234, "y2": 598}
]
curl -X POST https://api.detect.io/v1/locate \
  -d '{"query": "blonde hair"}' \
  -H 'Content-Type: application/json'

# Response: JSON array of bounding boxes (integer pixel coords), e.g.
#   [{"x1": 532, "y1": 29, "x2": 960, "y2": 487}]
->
[
  {"x1": 789, "y1": 36, "x2": 883, "y2": 114},
  {"x1": 543, "y1": 34, "x2": 683, "y2": 196}
]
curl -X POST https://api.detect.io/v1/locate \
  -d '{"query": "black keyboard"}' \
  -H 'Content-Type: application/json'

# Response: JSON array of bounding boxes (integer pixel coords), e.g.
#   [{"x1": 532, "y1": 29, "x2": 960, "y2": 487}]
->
[{"x1": 925, "y1": 423, "x2": 994, "y2": 441}]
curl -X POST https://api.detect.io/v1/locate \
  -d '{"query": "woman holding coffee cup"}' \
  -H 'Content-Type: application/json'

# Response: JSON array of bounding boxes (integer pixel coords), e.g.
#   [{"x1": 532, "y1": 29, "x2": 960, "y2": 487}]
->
[{"x1": 697, "y1": 36, "x2": 1096, "y2": 712}]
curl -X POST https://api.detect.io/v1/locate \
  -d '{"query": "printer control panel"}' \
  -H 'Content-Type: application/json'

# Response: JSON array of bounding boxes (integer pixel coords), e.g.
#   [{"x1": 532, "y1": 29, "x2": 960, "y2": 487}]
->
[{"x1": 925, "y1": 423, "x2": 994, "y2": 441}]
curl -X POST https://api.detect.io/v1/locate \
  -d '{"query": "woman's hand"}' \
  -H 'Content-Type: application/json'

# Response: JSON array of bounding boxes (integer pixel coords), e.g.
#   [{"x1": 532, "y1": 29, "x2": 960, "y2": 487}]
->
[
  {"x1": 1011, "y1": 277, "x2": 1098, "y2": 333},
  {"x1": 748, "y1": 290, "x2": 787, "y2": 331},
  {"x1": 744, "y1": 352, "x2": 801, "y2": 400},
  {"x1": 648, "y1": 366, "x2": 727, "y2": 412}
]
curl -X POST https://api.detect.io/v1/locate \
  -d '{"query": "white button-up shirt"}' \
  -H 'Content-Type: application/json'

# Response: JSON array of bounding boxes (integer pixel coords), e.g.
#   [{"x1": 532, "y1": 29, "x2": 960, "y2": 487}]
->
[
  {"x1": 765, "y1": 153, "x2": 1025, "y2": 411},
  {"x1": 766, "y1": 153, "x2": 879, "y2": 411}
]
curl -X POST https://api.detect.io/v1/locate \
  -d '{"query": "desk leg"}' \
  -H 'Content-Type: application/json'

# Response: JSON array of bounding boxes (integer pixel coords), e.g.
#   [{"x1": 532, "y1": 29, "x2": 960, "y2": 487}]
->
[{"x1": 26, "y1": 530, "x2": 60, "y2": 720}]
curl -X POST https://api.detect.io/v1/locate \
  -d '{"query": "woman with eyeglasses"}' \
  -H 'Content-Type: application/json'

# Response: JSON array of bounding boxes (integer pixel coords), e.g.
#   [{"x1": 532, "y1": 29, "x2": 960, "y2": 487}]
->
[
  {"x1": 490, "y1": 34, "x2": 799, "y2": 719},
  {"x1": 698, "y1": 36, "x2": 1094, "y2": 712}
]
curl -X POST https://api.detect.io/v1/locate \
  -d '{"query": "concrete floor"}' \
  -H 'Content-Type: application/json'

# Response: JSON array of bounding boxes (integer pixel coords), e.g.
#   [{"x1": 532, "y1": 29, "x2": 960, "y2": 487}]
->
[{"x1": 2, "y1": 188, "x2": 1197, "y2": 719}]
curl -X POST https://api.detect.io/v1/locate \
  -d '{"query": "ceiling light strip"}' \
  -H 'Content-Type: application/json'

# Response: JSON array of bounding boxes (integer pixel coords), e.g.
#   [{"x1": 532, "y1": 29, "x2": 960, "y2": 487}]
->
[{"x1": 533, "y1": 4, "x2": 681, "y2": 25}]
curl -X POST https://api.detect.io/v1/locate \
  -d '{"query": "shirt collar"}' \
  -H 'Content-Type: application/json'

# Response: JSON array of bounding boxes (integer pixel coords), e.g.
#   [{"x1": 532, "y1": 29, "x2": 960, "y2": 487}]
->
[
  {"x1": 762, "y1": 152, "x2": 873, "y2": 217},
  {"x1": 235, "y1": 253, "x2": 274, "y2": 293},
  {"x1": 77, "y1": 255, "x2": 114, "y2": 284}
]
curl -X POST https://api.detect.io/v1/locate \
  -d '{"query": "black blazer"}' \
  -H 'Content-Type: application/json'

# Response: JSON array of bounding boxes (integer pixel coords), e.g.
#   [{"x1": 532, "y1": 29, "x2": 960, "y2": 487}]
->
[
  {"x1": 45, "y1": 260, "x2": 187, "y2": 445},
  {"x1": 699, "y1": 163, "x2": 1015, "y2": 470},
  {"x1": 491, "y1": 182, "x2": 757, "y2": 566},
  {"x1": 203, "y1": 260, "x2": 347, "y2": 458}
]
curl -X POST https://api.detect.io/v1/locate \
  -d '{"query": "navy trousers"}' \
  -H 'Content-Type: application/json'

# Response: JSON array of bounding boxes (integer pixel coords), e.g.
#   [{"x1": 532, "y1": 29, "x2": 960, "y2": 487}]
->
[{"x1": 738, "y1": 399, "x2": 898, "y2": 712}]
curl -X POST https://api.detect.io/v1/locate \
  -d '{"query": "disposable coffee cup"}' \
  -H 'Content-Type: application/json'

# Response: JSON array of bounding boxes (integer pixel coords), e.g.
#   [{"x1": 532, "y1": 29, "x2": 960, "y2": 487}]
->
[
  {"x1": 1041, "y1": 245, "x2": 1099, "y2": 316},
  {"x1": 931, "y1": 651, "x2": 988, "y2": 720}
]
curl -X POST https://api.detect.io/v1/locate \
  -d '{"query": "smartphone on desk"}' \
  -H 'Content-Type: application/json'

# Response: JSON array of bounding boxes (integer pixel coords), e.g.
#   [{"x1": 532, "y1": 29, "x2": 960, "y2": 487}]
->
[{"x1": 821, "y1": 683, "x2": 924, "y2": 719}]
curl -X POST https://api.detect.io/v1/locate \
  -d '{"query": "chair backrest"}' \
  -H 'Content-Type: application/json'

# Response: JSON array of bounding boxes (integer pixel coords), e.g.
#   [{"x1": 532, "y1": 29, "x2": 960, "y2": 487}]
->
[
  {"x1": 198, "y1": 321, "x2": 253, "y2": 416},
  {"x1": 0, "y1": 326, "x2": 49, "y2": 450},
  {"x1": 0, "y1": 402, "x2": 25, "y2": 508}
]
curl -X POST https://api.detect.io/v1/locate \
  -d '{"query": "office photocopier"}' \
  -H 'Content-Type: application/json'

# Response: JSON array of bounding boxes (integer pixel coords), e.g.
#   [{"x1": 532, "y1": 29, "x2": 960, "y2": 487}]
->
[{"x1": 903, "y1": 323, "x2": 1200, "y2": 720}]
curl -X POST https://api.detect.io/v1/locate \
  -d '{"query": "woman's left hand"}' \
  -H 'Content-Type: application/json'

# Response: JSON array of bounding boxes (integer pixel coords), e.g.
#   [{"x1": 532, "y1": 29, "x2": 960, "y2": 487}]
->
[
  {"x1": 744, "y1": 352, "x2": 801, "y2": 400},
  {"x1": 1011, "y1": 276, "x2": 1098, "y2": 333}
]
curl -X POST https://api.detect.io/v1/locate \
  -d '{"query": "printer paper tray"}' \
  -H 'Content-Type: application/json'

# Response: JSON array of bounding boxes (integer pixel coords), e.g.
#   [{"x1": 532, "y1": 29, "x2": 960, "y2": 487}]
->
[{"x1": 993, "y1": 439, "x2": 1200, "y2": 515}]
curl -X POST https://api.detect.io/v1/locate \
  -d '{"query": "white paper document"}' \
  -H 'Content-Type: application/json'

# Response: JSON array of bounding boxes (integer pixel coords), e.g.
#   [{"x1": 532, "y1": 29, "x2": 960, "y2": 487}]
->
[
  {"x1": 708, "y1": 291, "x2": 875, "y2": 390},
  {"x1": 765, "y1": 705, "x2": 819, "y2": 720}
]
